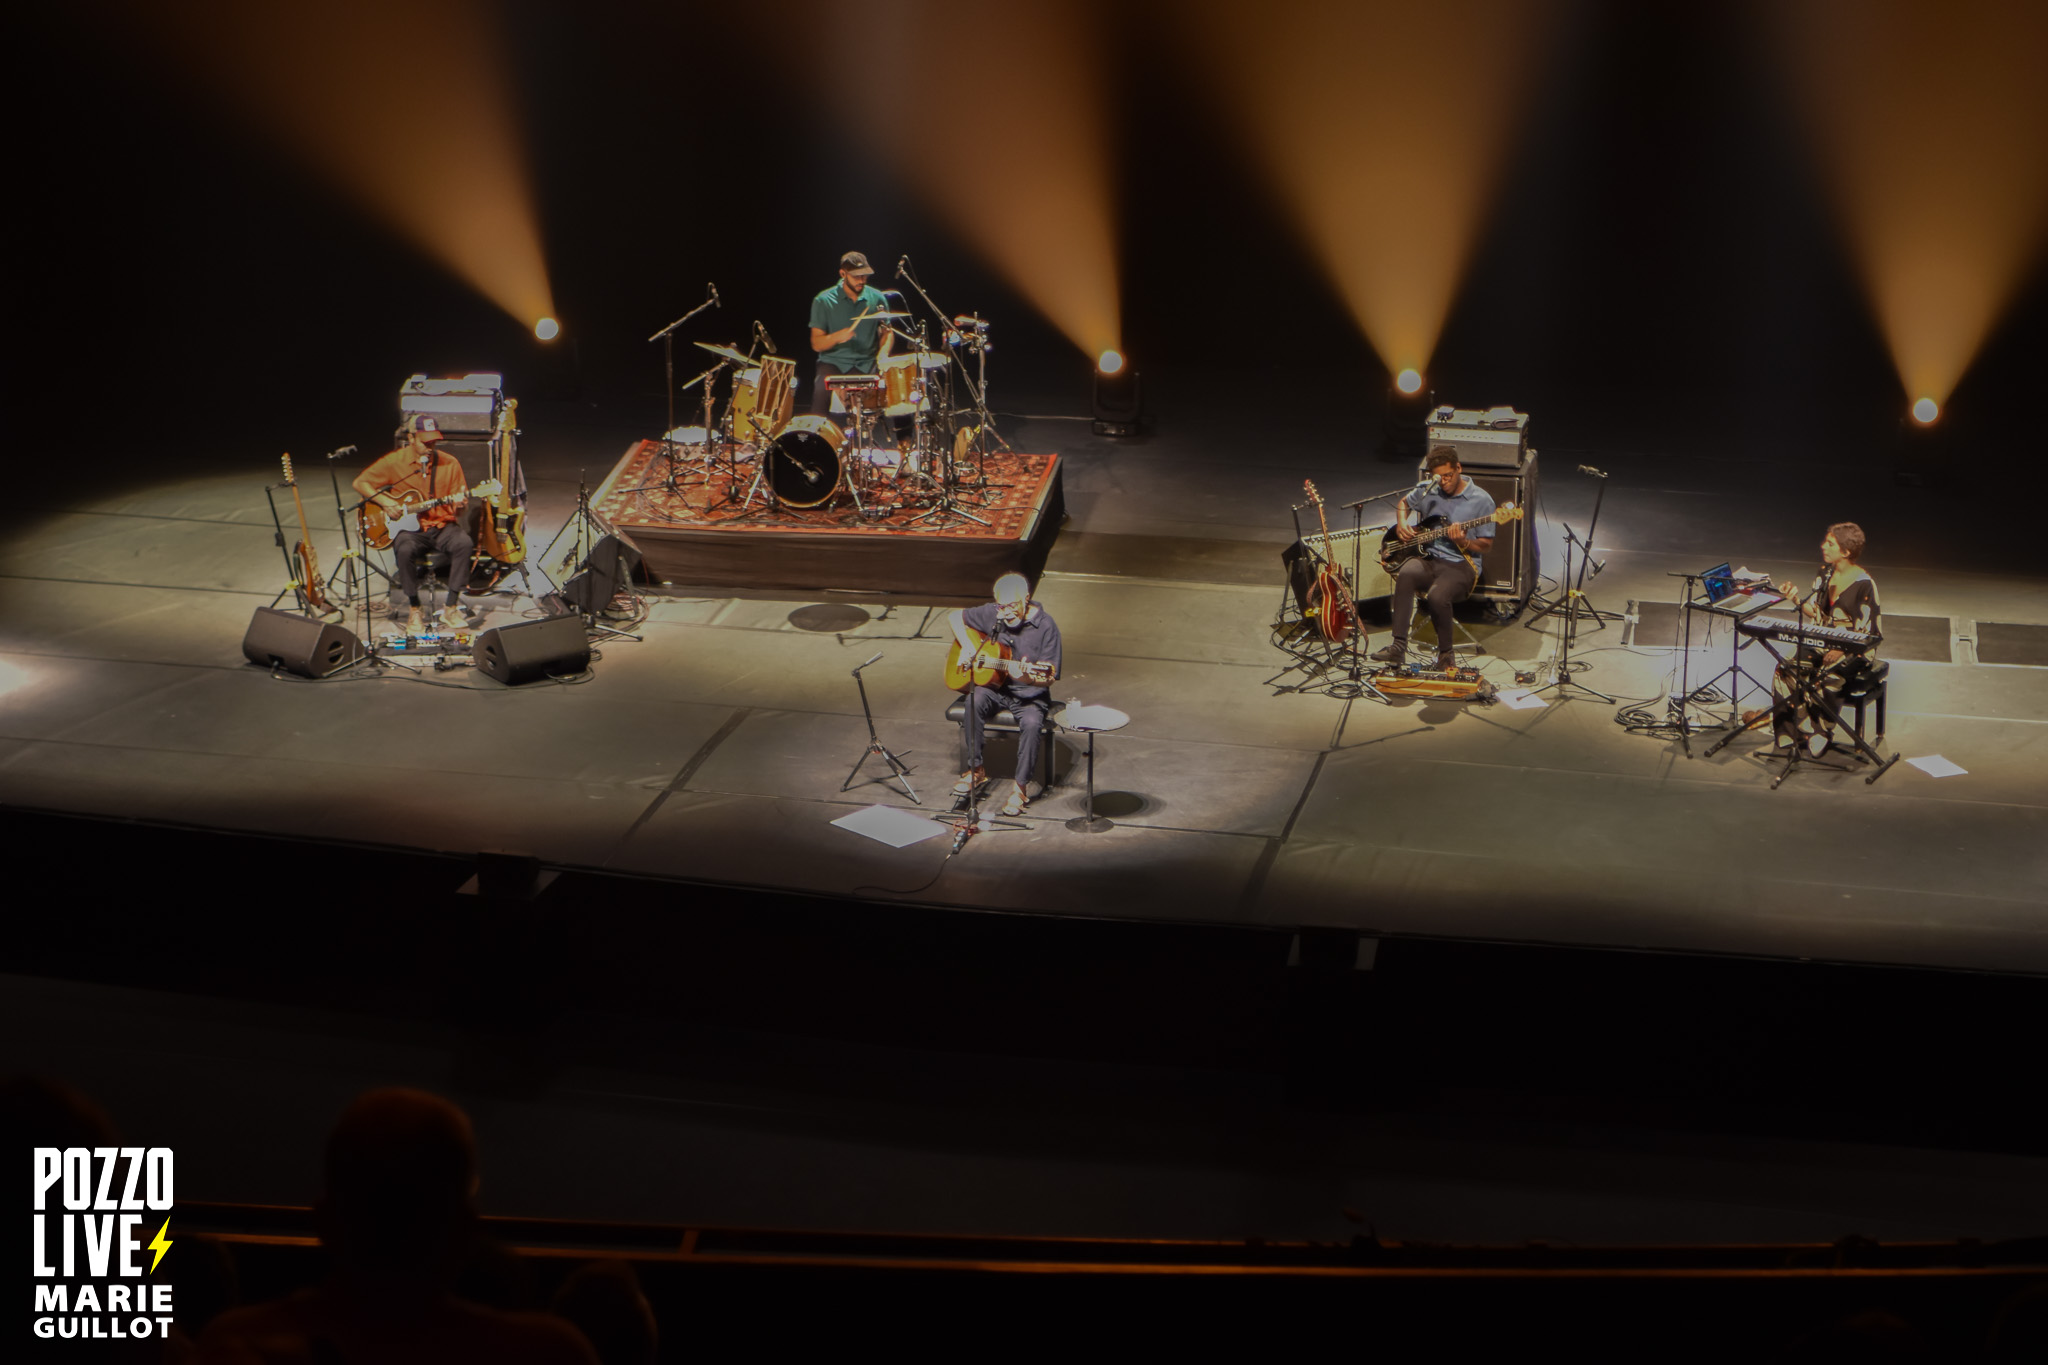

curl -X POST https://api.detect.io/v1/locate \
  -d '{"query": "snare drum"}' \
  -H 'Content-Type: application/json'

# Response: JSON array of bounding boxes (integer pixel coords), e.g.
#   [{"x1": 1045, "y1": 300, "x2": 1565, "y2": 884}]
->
[{"x1": 765, "y1": 415, "x2": 844, "y2": 508}]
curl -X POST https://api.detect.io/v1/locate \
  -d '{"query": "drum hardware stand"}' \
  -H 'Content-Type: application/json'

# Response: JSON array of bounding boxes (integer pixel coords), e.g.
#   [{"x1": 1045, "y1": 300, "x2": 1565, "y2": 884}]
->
[
  {"x1": 896, "y1": 257, "x2": 1010, "y2": 474},
  {"x1": 906, "y1": 422, "x2": 992, "y2": 529},
  {"x1": 840, "y1": 652, "x2": 920, "y2": 803},
  {"x1": 534, "y1": 475, "x2": 643, "y2": 643},
  {"x1": 1526, "y1": 465, "x2": 1622, "y2": 636},
  {"x1": 646, "y1": 287, "x2": 721, "y2": 491}
]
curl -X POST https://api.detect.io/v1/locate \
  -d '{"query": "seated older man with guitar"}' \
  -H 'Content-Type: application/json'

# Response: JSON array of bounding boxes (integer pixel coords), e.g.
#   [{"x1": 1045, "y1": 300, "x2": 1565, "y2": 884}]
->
[
  {"x1": 353, "y1": 415, "x2": 490, "y2": 636},
  {"x1": 947, "y1": 572, "x2": 1060, "y2": 816}
]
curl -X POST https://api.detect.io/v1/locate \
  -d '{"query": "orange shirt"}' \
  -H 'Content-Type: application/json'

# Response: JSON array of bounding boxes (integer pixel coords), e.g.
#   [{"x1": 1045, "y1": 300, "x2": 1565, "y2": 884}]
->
[{"x1": 361, "y1": 447, "x2": 466, "y2": 528}]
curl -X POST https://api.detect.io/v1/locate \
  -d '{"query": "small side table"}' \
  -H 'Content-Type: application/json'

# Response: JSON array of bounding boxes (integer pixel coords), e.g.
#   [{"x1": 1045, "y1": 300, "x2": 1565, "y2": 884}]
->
[{"x1": 1059, "y1": 704, "x2": 1130, "y2": 834}]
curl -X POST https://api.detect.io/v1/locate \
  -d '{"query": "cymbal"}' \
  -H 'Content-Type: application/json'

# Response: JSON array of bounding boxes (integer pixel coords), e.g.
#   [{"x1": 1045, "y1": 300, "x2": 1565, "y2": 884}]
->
[{"x1": 694, "y1": 341, "x2": 754, "y2": 365}]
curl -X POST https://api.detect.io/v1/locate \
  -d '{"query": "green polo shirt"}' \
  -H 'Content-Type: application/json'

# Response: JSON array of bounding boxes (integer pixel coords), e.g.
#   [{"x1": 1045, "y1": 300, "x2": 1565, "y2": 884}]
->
[{"x1": 809, "y1": 281, "x2": 889, "y2": 372}]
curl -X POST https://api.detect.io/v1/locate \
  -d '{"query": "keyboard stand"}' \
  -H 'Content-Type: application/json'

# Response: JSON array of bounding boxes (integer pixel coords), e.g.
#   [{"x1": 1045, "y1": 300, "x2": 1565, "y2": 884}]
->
[{"x1": 1706, "y1": 631, "x2": 1901, "y2": 788}]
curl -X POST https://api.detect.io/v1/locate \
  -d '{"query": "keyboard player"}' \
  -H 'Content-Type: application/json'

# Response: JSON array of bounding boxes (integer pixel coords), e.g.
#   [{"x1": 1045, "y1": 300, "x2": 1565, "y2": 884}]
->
[{"x1": 1744, "y1": 522, "x2": 1883, "y2": 757}]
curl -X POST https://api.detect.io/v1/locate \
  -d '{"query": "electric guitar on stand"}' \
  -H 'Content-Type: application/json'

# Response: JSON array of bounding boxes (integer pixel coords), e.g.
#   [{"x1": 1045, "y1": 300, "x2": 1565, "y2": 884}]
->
[
  {"x1": 280, "y1": 454, "x2": 336, "y2": 618},
  {"x1": 474, "y1": 400, "x2": 526, "y2": 570},
  {"x1": 1301, "y1": 479, "x2": 1358, "y2": 644}
]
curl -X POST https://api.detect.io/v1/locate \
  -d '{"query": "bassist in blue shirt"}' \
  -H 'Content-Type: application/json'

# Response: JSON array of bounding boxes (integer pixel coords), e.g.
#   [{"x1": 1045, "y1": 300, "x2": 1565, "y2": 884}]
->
[{"x1": 1372, "y1": 446, "x2": 1495, "y2": 670}]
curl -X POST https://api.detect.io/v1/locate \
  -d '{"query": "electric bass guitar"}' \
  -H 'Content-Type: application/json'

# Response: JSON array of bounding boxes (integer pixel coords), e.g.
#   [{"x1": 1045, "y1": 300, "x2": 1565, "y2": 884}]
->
[
  {"x1": 1379, "y1": 503, "x2": 1524, "y2": 572},
  {"x1": 1301, "y1": 479, "x2": 1357, "y2": 643},
  {"x1": 944, "y1": 627, "x2": 1055, "y2": 692},
  {"x1": 279, "y1": 454, "x2": 335, "y2": 617},
  {"x1": 357, "y1": 478, "x2": 502, "y2": 550}
]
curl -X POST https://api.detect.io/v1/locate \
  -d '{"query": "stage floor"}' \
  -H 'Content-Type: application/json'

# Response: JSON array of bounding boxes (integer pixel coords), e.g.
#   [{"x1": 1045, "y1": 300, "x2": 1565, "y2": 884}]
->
[{"x1": 2, "y1": 408, "x2": 2043, "y2": 975}]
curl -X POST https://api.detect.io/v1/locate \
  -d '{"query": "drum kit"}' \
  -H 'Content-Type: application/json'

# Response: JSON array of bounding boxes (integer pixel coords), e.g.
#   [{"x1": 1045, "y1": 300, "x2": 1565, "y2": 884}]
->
[{"x1": 643, "y1": 264, "x2": 1007, "y2": 528}]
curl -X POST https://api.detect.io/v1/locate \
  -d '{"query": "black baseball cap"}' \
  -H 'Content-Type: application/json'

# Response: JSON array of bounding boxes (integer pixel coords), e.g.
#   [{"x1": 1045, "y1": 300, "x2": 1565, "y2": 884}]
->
[{"x1": 839, "y1": 251, "x2": 873, "y2": 275}]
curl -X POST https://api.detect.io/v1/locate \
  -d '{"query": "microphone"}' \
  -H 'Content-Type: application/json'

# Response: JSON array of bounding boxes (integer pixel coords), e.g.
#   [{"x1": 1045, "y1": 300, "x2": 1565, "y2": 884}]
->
[
  {"x1": 1577, "y1": 464, "x2": 1608, "y2": 478},
  {"x1": 896, "y1": 255, "x2": 910, "y2": 279},
  {"x1": 708, "y1": 283, "x2": 721, "y2": 307},
  {"x1": 755, "y1": 320, "x2": 777, "y2": 354},
  {"x1": 853, "y1": 652, "x2": 883, "y2": 674},
  {"x1": 328, "y1": 444, "x2": 358, "y2": 459}
]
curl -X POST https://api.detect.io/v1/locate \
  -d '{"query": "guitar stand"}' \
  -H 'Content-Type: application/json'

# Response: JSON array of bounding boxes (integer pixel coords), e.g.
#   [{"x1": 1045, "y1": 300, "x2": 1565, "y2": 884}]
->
[{"x1": 840, "y1": 655, "x2": 920, "y2": 803}]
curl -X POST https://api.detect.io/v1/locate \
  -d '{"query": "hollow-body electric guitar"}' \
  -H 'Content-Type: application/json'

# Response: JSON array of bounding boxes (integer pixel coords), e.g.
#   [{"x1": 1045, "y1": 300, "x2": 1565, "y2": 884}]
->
[
  {"x1": 280, "y1": 454, "x2": 334, "y2": 617},
  {"x1": 358, "y1": 478, "x2": 502, "y2": 550},
  {"x1": 944, "y1": 627, "x2": 1055, "y2": 692},
  {"x1": 1301, "y1": 479, "x2": 1357, "y2": 643},
  {"x1": 1379, "y1": 504, "x2": 1524, "y2": 573}
]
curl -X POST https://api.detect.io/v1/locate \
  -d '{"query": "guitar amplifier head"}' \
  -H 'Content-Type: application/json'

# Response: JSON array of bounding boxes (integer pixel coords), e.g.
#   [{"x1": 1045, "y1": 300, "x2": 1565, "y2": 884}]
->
[
  {"x1": 399, "y1": 372, "x2": 503, "y2": 435},
  {"x1": 1424, "y1": 405, "x2": 1530, "y2": 470}
]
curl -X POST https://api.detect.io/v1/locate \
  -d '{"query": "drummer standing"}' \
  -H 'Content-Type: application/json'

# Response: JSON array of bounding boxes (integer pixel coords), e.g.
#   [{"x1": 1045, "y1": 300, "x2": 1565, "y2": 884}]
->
[{"x1": 808, "y1": 250, "x2": 895, "y2": 415}]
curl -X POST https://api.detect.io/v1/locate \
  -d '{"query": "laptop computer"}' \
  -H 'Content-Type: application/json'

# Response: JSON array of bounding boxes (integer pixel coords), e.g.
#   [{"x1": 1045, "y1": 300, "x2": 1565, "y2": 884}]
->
[{"x1": 1699, "y1": 562, "x2": 1781, "y2": 616}]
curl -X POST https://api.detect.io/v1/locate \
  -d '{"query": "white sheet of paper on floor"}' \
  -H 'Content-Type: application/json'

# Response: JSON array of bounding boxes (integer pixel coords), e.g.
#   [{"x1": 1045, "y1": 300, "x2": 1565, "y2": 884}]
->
[
  {"x1": 832, "y1": 803, "x2": 949, "y2": 848},
  {"x1": 1494, "y1": 687, "x2": 1549, "y2": 710},
  {"x1": 1905, "y1": 755, "x2": 1968, "y2": 778}
]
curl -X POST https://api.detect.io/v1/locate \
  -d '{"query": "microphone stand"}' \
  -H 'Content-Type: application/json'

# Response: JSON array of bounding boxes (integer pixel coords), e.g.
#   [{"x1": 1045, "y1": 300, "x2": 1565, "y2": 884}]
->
[
  {"x1": 1527, "y1": 465, "x2": 1624, "y2": 634},
  {"x1": 647, "y1": 289, "x2": 719, "y2": 492},
  {"x1": 840, "y1": 653, "x2": 920, "y2": 804},
  {"x1": 896, "y1": 257, "x2": 1011, "y2": 471}
]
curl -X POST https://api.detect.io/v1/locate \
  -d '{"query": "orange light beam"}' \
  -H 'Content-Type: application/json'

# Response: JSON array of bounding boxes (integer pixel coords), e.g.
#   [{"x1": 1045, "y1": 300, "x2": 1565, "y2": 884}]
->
[
  {"x1": 1772, "y1": 0, "x2": 2048, "y2": 407},
  {"x1": 114, "y1": 0, "x2": 555, "y2": 329},
  {"x1": 766, "y1": 0, "x2": 1120, "y2": 361},
  {"x1": 1178, "y1": 0, "x2": 1556, "y2": 377}
]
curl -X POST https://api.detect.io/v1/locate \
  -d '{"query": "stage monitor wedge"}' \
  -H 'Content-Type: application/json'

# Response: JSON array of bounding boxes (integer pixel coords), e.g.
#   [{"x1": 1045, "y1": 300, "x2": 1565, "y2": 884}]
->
[
  {"x1": 473, "y1": 615, "x2": 591, "y2": 685},
  {"x1": 241, "y1": 607, "x2": 365, "y2": 678}
]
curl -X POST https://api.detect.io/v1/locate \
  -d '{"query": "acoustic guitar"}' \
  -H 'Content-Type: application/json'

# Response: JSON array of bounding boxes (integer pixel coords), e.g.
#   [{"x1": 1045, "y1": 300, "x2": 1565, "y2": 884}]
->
[
  {"x1": 1301, "y1": 479, "x2": 1357, "y2": 643},
  {"x1": 944, "y1": 626, "x2": 1055, "y2": 692},
  {"x1": 358, "y1": 478, "x2": 502, "y2": 550},
  {"x1": 280, "y1": 454, "x2": 335, "y2": 617}
]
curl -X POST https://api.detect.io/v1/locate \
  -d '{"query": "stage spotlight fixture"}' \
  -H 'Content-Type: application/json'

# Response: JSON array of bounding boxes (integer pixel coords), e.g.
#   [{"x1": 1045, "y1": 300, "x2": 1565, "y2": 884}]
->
[
  {"x1": 1911, "y1": 396, "x2": 1938, "y2": 424},
  {"x1": 535, "y1": 317, "x2": 560, "y2": 341},
  {"x1": 1395, "y1": 368, "x2": 1424, "y2": 395},
  {"x1": 1092, "y1": 351, "x2": 1141, "y2": 437}
]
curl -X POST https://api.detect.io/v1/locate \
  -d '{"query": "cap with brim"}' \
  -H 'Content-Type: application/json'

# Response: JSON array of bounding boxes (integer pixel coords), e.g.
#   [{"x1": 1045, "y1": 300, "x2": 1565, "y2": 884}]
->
[
  {"x1": 839, "y1": 251, "x2": 873, "y2": 274},
  {"x1": 407, "y1": 415, "x2": 443, "y2": 438}
]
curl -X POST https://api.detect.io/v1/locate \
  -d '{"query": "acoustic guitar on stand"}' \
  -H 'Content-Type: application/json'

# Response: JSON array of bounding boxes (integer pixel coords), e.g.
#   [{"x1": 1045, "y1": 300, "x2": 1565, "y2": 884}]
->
[
  {"x1": 357, "y1": 478, "x2": 501, "y2": 550},
  {"x1": 944, "y1": 628, "x2": 1055, "y2": 692}
]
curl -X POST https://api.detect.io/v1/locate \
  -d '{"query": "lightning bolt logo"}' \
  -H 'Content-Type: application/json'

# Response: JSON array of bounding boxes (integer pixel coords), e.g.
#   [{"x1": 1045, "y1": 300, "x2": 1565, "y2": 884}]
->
[{"x1": 147, "y1": 1218, "x2": 173, "y2": 1273}]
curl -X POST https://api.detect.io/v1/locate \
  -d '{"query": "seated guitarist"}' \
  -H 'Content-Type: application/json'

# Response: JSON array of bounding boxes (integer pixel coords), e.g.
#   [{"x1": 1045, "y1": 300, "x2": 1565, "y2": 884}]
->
[
  {"x1": 353, "y1": 415, "x2": 475, "y2": 635},
  {"x1": 950, "y1": 572, "x2": 1061, "y2": 816},
  {"x1": 1372, "y1": 446, "x2": 1494, "y2": 670}
]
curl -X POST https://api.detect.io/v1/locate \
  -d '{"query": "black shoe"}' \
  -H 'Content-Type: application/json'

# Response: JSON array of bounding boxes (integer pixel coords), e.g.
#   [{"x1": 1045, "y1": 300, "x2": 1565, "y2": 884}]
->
[
  {"x1": 1370, "y1": 642, "x2": 1407, "y2": 664},
  {"x1": 1435, "y1": 653, "x2": 1458, "y2": 673}
]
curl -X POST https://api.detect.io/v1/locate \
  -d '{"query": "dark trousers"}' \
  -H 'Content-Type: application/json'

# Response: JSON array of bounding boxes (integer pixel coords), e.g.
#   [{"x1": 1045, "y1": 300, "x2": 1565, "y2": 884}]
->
[
  {"x1": 1390, "y1": 555, "x2": 1477, "y2": 652},
  {"x1": 811, "y1": 361, "x2": 857, "y2": 416},
  {"x1": 963, "y1": 685, "x2": 1050, "y2": 791},
  {"x1": 392, "y1": 524, "x2": 475, "y2": 607}
]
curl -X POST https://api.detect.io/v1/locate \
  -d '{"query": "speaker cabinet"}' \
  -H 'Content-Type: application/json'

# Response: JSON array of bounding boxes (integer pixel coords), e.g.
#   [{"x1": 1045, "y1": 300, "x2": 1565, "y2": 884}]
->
[
  {"x1": 473, "y1": 615, "x2": 591, "y2": 685},
  {"x1": 241, "y1": 607, "x2": 364, "y2": 678},
  {"x1": 562, "y1": 532, "x2": 645, "y2": 614}
]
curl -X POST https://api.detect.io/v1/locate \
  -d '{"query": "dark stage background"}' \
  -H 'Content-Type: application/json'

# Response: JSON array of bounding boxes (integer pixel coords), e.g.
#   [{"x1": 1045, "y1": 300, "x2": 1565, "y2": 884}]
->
[{"x1": 15, "y1": 1, "x2": 2045, "y2": 511}]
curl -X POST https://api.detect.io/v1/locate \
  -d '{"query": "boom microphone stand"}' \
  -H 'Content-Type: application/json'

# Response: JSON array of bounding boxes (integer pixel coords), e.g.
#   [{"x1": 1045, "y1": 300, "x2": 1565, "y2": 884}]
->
[
  {"x1": 647, "y1": 285, "x2": 720, "y2": 489},
  {"x1": 840, "y1": 652, "x2": 920, "y2": 803},
  {"x1": 1527, "y1": 464, "x2": 1624, "y2": 636}
]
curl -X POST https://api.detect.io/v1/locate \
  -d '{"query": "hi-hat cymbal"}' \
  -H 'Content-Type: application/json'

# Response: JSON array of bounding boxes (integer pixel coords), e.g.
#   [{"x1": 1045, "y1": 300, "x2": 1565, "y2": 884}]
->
[{"x1": 694, "y1": 341, "x2": 754, "y2": 365}]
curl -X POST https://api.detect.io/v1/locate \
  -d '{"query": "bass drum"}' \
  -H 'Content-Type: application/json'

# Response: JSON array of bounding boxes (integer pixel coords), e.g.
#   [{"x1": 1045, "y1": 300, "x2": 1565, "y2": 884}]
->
[{"x1": 765, "y1": 415, "x2": 844, "y2": 508}]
